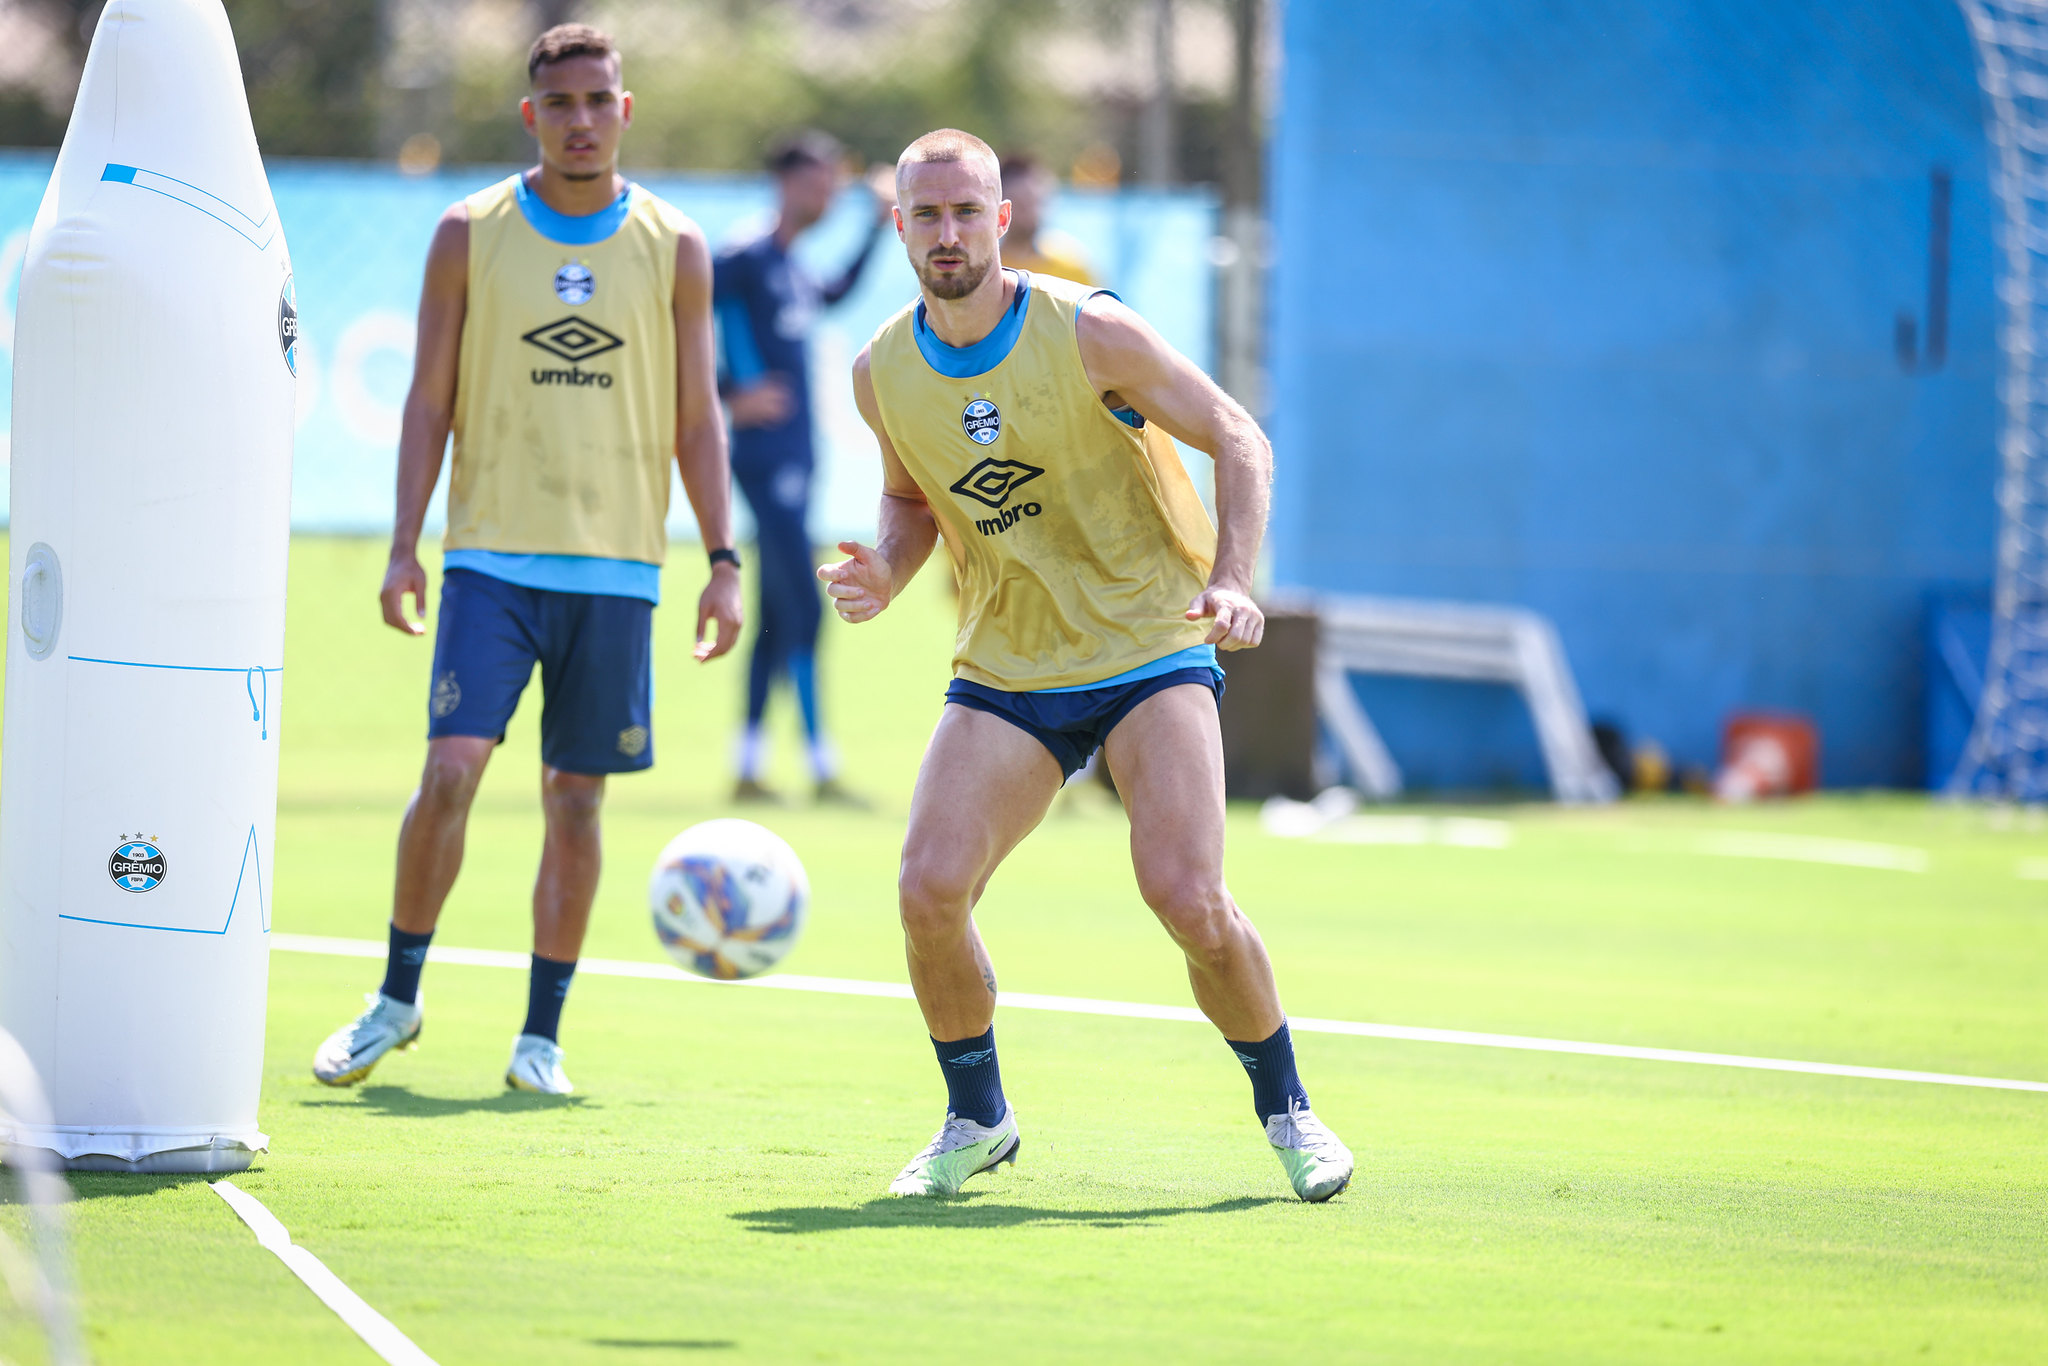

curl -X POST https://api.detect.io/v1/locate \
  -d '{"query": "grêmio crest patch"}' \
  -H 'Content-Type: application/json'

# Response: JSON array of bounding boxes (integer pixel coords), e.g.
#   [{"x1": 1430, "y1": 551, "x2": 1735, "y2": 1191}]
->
[{"x1": 961, "y1": 398, "x2": 1001, "y2": 445}]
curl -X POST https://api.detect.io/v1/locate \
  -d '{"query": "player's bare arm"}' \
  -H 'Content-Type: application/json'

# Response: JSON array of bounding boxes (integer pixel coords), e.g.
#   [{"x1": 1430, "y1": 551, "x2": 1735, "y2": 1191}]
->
[
  {"x1": 672, "y1": 224, "x2": 744, "y2": 662},
  {"x1": 381, "y1": 204, "x2": 470, "y2": 636},
  {"x1": 1075, "y1": 293, "x2": 1273, "y2": 651},
  {"x1": 817, "y1": 344, "x2": 940, "y2": 622}
]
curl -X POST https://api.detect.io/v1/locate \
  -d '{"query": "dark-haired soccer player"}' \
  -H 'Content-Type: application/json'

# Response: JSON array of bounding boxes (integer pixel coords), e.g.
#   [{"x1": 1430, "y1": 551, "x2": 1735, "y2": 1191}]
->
[
  {"x1": 716, "y1": 130, "x2": 889, "y2": 805},
  {"x1": 820, "y1": 129, "x2": 1353, "y2": 1200},
  {"x1": 313, "y1": 25, "x2": 742, "y2": 1095}
]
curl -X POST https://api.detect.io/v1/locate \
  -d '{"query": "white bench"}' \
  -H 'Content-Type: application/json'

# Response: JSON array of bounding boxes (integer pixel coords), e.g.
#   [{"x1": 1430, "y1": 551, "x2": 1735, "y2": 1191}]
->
[{"x1": 1282, "y1": 594, "x2": 1619, "y2": 805}]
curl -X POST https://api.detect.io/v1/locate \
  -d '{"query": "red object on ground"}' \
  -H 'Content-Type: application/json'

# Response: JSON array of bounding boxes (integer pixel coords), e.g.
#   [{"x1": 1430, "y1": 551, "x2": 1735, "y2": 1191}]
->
[{"x1": 1716, "y1": 713, "x2": 1820, "y2": 800}]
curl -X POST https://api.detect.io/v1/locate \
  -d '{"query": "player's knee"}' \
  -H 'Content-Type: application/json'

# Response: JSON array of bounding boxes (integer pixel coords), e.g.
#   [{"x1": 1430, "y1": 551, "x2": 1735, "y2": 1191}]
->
[
  {"x1": 1144, "y1": 877, "x2": 1236, "y2": 956},
  {"x1": 897, "y1": 858, "x2": 975, "y2": 942},
  {"x1": 417, "y1": 749, "x2": 486, "y2": 811},
  {"x1": 540, "y1": 770, "x2": 605, "y2": 827}
]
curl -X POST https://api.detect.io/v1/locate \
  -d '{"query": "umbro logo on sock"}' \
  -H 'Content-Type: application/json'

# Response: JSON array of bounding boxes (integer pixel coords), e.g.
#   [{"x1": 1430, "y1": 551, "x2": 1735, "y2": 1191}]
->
[
  {"x1": 946, "y1": 1048, "x2": 995, "y2": 1067},
  {"x1": 1234, "y1": 1050, "x2": 1259, "y2": 1069}
]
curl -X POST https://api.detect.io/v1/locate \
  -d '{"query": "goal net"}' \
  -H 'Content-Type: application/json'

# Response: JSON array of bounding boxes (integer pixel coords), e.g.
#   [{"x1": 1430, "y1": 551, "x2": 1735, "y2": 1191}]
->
[{"x1": 1954, "y1": 0, "x2": 2048, "y2": 799}]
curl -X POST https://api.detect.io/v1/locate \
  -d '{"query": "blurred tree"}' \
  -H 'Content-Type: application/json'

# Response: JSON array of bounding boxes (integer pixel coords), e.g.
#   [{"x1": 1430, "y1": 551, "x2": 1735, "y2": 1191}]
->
[
  {"x1": 228, "y1": 0, "x2": 382, "y2": 156},
  {"x1": 0, "y1": 0, "x2": 381, "y2": 155},
  {"x1": 0, "y1": 0, "x2": 1252, "y2": 186}
]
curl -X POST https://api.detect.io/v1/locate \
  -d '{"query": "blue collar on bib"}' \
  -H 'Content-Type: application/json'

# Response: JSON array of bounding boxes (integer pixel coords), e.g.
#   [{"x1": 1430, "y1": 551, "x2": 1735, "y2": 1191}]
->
[
  {"x1": 913, "y1": 269, "x2": 1033, "y2": 378},
  {"x1": 515, "y1": 174, "x2": 632, "y2": 245}
]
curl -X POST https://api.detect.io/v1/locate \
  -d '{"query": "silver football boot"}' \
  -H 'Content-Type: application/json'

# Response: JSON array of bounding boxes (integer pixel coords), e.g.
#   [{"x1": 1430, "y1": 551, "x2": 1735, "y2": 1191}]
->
[
  {"x1": 505, "y1": 1033, "x2": 574, "y2": 1095},
  {"x1": 312, "y1": 992, "x2": 422, "y2": 1087},
  {"x1": 888, "y1": 1105, "x2": 1021, "y2": 1196},
  {"x1": 1266, "y1": 1098, "x2": 1354, "y2": 1202}
]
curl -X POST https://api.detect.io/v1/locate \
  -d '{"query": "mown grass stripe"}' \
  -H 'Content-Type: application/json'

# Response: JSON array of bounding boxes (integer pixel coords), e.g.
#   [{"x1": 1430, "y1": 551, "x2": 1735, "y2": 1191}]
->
[{"x1": 269, "y1": 934, "x2": 2048, "y2": 1095}]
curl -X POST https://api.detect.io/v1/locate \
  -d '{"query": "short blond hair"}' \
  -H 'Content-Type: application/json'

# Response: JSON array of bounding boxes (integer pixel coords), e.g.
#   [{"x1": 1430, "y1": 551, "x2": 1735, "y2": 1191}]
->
[{"x1": 896, "y1": 129, "x2": 1000, "y2": 188}]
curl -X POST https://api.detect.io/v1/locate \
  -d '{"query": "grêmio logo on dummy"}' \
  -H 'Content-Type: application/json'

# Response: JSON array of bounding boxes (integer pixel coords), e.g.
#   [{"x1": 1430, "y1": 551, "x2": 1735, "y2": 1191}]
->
[
  {"x1": 278, "y1": 275, "x2": 298, "y2": 377},
  {"x1": 523, "y1": 316, "x2": 624, "y2": 388},
  {"x1": 109, "y1": 836, "x2": 167, "y2": 893},
  {"x1": 949, "y1": 458, "x2": 1045, "y2": 537}
]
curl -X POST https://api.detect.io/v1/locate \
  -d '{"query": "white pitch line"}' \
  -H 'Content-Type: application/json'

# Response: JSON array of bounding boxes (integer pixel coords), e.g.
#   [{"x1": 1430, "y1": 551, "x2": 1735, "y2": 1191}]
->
[
  {"x1": 210, "y1": 1179, "x2": 437, "y2": 1366},
  {"x1": 1694, "y1": 832, "x2": 1930, "y2": 872},
  {"x1": 268, "y1": 934, "x2": 2048, "y2": 1095}
]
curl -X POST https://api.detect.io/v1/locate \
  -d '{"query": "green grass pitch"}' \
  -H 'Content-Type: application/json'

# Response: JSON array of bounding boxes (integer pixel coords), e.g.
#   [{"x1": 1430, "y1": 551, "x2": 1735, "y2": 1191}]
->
[{"x1": 9, "y1": 538, "x2": 2048, "y2": 1364}]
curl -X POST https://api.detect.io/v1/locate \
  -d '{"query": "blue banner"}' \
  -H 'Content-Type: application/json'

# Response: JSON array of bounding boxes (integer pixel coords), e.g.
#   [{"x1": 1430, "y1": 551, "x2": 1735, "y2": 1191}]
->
[{"x1": 0, "y1": 152, "x2": 1217, "y2": 540}]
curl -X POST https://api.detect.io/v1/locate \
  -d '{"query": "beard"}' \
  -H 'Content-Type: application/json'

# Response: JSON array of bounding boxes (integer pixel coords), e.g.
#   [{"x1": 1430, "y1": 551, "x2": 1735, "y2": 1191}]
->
[
  {"x1": 917, "y1": 248, "x2": 995, "y2": 300},
  {"x1": 561, "y1": 168, "x2": 604, "y2": 182}
]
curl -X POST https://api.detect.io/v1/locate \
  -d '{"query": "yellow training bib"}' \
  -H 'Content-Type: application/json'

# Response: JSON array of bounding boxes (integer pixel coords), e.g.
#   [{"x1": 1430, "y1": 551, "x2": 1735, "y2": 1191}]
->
[
  {"x1": 447, "y1": 175, "x2": 690, "y2": 565},
  {"x1": 1002, "y1": 229, "x2": 1096, "y2": 287},
  {"x1": 868, "y1": 272, "x2": 1216, "y2": 690}
]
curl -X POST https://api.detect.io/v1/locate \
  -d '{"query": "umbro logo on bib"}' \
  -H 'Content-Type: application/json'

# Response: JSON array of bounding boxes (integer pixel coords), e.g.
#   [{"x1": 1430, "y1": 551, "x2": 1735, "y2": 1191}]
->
[
  {"x1": 952, "y1": 458, "x2": 1047, "y2": 538},
  {"x1": 524, "y1": 317, "x2": 624, "y2": 362},
  {"x1": 949, "y1": 458, "x2": 1043, "y2": 510},
  {"x1": 524, "y1": 316, "x2": 623, "y2": 389},
  {"x1": 962, "y1": 398, "x2": 1001, "y2": 445}
]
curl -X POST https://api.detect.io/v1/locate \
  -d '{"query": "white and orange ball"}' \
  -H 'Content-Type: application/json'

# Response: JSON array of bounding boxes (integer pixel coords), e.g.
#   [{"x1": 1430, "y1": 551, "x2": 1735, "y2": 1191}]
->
[{"x1": 648, "y1": 819, "x2": 808, "y2": 980}]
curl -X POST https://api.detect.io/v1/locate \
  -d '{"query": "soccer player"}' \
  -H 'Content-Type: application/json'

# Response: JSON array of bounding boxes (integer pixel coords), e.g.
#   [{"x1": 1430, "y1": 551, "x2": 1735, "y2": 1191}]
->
[
  {"x1": 995, "y1": 151, "x2": 1095, "y2": 285},
  {"x1": 819, "y1": 130, "x2": 1354, "y2": 1201},
  {"x1": 312, "y1": 25, "x2": 742, "y2": 1096},
  {"x1": 716, "y1": 131, "x2": 889, "y2": 805}
]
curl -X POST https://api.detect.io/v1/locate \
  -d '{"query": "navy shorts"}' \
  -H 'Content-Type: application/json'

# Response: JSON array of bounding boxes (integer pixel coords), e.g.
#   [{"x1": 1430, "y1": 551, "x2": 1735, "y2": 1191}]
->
[
  {"x1": 944, "y1": 667, "x2": 1225, "y2": 780},
  {"x1": 427, "y1": 568, "x2": 654, "y2": 775}
]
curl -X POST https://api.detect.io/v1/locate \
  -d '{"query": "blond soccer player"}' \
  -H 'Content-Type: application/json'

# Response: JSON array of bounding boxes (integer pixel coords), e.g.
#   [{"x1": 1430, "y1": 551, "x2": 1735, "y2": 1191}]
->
[{"x1": 819, "y1": 129, "x2": 1353, "y2": 1201}]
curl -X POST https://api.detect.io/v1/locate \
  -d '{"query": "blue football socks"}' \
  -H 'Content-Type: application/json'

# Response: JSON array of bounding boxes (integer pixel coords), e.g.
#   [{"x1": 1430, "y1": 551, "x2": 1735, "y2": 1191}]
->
[
  {"x1": 1227, "y1": 1021, "x2": 1311, "y2": 1121},
  {"x1": 522, "y1": 954, "x2": 578, "y2": 1042},
  {"x1": 379, "y1": 923, "x2": 433, "y2": 1005},
  {"x1": 932, "y1": 1027, "x2": 1007, "y2": 1128}
]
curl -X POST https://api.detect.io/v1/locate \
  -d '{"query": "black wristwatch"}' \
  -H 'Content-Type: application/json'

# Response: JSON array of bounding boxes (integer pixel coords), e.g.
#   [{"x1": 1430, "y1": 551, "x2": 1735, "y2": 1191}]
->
[{"x1": 708, "y1": 547, "x2": 742, "y2": 570}]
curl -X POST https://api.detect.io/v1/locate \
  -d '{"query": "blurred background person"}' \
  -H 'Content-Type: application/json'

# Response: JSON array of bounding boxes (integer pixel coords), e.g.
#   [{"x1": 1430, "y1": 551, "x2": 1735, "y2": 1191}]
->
[
  {"x1": 998, "y1": 151, "x2": 1095, "y2": 285},
  {"x1": 716, "y1": 130, "x2": 891, "y2": 805}
]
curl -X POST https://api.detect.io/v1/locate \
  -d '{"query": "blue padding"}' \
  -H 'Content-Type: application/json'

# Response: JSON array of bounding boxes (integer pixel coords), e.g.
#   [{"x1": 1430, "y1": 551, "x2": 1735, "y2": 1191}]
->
[
  {"x1": 1266, "y1": 0, "x2": 2001, "y2": 786},
  {"x1": 913, "y1": 270, "x2": 1032, "y2": 377},
  {"x1": 514, "y1": 175, "x2": 631, "y2": 245},
  {"x1": 1033, "y1": 643, "x2": 1220, "y2": 694},
  {"x1": 445, "y1": 550, "x2": 660, "y2": 603}
]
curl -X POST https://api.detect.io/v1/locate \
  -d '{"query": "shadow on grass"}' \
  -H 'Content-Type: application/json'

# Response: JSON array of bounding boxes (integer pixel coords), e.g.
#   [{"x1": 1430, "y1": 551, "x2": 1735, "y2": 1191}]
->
[
  {"x1": 296, "y1": 1084, "x2": 586, "y2": 1118},
  {"x1": 588, "y1": 1341, "x2": 736, "y2": 1352},
  {"x1": 49, "y1": 1172, "x2": 220, "y2": 1201},
  {"x1": 733, "y1": 1194, "x2": 1282, "y2": 1234}
]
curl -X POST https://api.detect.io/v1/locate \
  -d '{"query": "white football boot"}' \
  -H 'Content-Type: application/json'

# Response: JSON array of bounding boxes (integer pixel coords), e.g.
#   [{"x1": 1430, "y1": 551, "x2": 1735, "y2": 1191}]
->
[
  {"x1": 888, "y1": 1105, "x2": 1021, "y2": 1196},
  {"x1": 1265, "y1": 1098, "x2": 1353, "y2": 1202},
  {"x1": 505, "y1": 1034, "x2": 574, "y2": 1095},
  {"x1": 312, "y1": 992, "x2": 423, "y2": 1087}
]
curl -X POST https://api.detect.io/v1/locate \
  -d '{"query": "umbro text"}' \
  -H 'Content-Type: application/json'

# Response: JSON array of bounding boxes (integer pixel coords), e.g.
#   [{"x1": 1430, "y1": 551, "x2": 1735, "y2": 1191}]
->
[
  {"x1": 531, "y1": 366, "x2": 614, "y2": 388},
  {"x1": 975, "y1": 501, "x2": 1042, "y2": 536}
]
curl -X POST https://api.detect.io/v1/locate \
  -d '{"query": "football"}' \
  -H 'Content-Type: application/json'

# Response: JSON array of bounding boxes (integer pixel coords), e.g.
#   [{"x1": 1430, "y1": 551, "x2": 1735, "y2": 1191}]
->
[{"x1": 647, "y1": 819, "x2": 809, "y2": 980}]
